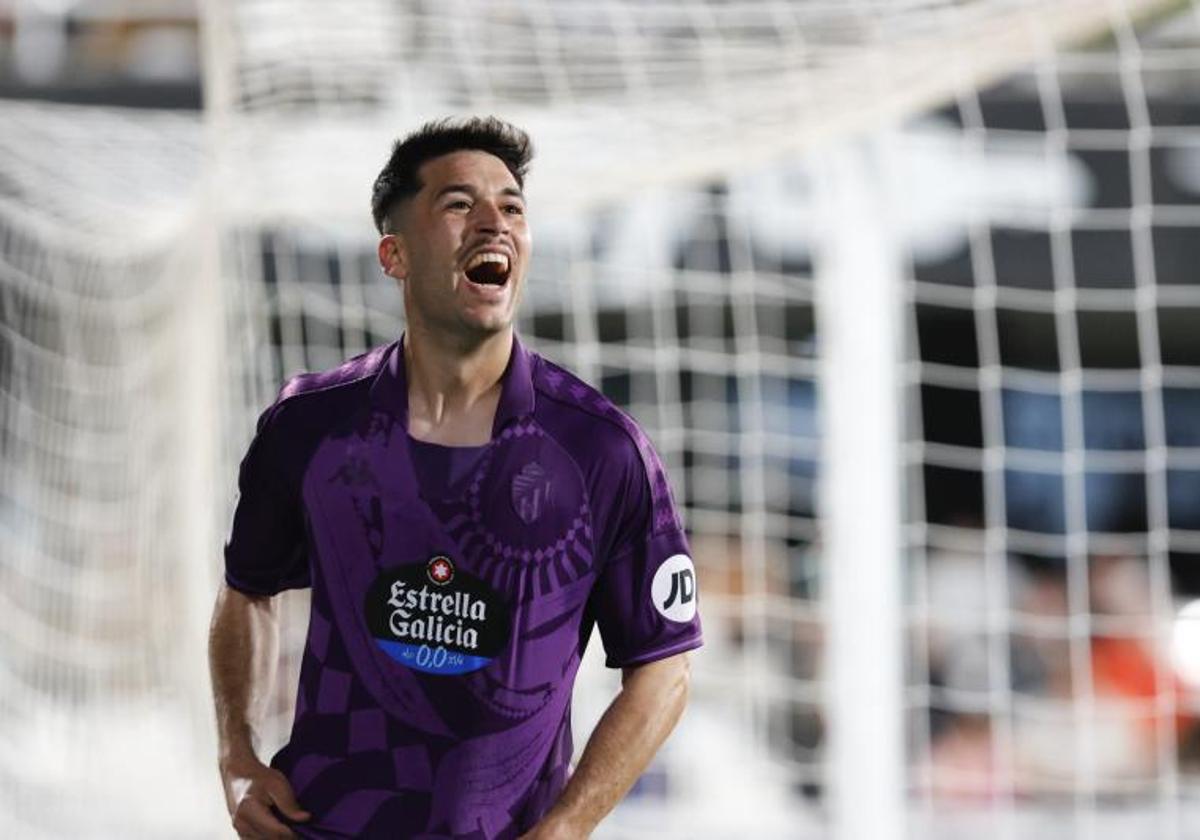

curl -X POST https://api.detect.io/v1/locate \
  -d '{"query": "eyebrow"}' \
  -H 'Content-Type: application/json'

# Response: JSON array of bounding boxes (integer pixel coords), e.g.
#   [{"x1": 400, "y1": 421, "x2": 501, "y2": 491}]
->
[{"x1": 433, "y1": 183, "x2": 525, "y2": 202}]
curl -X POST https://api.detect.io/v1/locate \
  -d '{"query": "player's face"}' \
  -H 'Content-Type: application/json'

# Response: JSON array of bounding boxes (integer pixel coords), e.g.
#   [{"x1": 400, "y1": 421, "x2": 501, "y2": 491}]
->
[{"x1": 382, "y1": 150, "x2": 531, "y2": 340}]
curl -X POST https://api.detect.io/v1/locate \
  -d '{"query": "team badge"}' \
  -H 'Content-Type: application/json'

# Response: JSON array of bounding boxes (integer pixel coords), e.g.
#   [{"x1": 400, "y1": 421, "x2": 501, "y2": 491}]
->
[
  {"x1": 651, "y1": 554, "x2": 698, "y2": 623},
  {"x1": 365, "y1": 556, "x2": 511, "y2": 675},
  {"x1": 511, "y1": 461, "x2": 552, "y2": 524}
]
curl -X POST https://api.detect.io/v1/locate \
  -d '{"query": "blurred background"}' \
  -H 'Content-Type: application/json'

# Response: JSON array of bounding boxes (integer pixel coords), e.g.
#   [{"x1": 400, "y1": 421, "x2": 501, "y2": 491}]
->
[{"x1": 3, "y1": 0, "x2": 1200, "y2": 837}]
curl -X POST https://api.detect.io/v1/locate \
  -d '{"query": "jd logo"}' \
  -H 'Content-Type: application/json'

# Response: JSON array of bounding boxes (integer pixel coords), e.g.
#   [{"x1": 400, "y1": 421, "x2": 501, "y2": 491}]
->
[
  {"x1": 650, "y1": 554, "x2": 698, "y2": 623},
  {"x1": 662, "y1": 568, "x2": 695, "y2": 610}
]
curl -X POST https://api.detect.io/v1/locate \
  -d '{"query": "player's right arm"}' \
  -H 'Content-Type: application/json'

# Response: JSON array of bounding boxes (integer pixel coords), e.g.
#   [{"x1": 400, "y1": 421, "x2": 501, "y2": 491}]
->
[{"x1": 209, "y1": 582, "x2": 310, "y2": 839}]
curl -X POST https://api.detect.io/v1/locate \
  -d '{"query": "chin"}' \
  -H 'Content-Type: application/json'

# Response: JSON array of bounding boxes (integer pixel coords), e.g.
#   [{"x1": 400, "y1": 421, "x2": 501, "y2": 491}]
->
[{"x1": 460, "y1": 314, "x2": 515, "y2": 337}]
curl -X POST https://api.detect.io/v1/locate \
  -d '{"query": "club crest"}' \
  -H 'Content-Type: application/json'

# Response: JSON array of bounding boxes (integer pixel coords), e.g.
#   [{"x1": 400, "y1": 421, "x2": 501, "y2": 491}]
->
[{"x1": 511, "y1": 461, "x2": 552, "y2": 524}]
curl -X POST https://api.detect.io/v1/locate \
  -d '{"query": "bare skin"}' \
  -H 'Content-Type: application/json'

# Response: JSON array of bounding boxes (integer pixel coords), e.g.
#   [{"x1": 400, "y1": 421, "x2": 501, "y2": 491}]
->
[
  {"x1": 518, "y1": 654, "x2": 692, "y2": 840},
  {"x1": 209, "y1": 585, "x2": 310, "y2": 839},
  {"x1": 377, "y1": 149, "x2": 531, "y2": 446},
  {"x1": 211, "y1": 147, "x2": 693, "y2": 838}
]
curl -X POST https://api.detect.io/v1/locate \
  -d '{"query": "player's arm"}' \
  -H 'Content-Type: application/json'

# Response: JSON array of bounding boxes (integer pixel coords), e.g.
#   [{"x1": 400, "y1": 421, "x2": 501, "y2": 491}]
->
[
  {"x1": 209, "y1": 582, "x2": 310, "y2": 838},
  {"x1": 519, "y1": 651, "x2": 692, "y2": 840}
]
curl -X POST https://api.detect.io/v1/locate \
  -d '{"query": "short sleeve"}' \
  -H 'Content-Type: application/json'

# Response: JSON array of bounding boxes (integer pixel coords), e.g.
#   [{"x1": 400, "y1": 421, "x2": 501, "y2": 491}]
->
[
  {"x1": 590, "y1": 432, "x2": 703, "y2": 668},
  {"x1": 223, "y1": 400, "x2": 311, "y2": 596}
]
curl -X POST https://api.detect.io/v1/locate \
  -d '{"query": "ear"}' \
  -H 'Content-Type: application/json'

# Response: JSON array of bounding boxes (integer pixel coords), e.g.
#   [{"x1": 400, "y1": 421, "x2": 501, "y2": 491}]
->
[{"x1": 378, "y1": 234, "x2": 408, "y2": 281}]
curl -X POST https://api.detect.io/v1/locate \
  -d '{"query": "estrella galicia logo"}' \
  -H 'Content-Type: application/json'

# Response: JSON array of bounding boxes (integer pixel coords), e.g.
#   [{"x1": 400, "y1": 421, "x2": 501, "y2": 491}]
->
[
  {"x1": 427, "y1": 555, "x2": 453, "y2": 585},
  {"x1": 365, "y1": 556, "x2": 511, "y2": 675},
  {"x1": 511, "y1": 461, "x2": 552, "y2": 524},
  {"x1": 650, "y1": 554, "x2": 698, "y2": 623}
]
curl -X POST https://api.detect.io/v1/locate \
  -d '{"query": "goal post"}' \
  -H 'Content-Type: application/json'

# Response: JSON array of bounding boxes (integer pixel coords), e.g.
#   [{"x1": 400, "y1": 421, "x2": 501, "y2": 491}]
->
[{"x1": 816, "y1": 137, "x2": 907, "y2": 840}]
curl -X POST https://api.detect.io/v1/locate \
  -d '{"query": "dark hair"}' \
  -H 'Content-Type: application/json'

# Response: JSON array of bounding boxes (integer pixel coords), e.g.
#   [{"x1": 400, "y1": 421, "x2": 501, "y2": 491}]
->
[{"x1": 370, "y1": 116, "x2": 533, "y2": 234}]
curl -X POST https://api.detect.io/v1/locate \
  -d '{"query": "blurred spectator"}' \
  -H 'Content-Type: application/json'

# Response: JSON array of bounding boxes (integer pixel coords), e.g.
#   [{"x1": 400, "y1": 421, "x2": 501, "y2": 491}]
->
[
  {"x1": 921, "y1": 548, "x2": 1199, "y2": 800},
  {"x1": 1, "y1": 1, "x2": 200, "y2": 106}
]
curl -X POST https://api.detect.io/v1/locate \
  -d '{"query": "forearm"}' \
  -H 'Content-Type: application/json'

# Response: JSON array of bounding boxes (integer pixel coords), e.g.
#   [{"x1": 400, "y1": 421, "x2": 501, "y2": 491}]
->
[
  {"x1": 208, "y1": 581, "x2": 280, "y2": 772},
  {"x1": 535, "y1": 654, "x2": 691, "y2": 838}
]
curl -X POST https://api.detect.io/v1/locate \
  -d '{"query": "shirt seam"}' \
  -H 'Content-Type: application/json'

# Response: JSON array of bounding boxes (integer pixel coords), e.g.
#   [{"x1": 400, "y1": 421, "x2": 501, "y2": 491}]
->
[
  {"x1": 600, "y1": 524, "x2": 688, "y2": 569},
  {"x1": 273, "y1": 350, "x2": 388, "y2": 410},
  {"x1": 533, "y1": 381, "x2": 674, "y2": 543}
]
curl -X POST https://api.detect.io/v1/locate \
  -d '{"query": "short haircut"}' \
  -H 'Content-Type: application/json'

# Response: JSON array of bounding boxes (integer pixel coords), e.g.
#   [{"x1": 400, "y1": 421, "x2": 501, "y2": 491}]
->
[{"x1": 370, "y1": 116, "x2": 533, "y2": 234}]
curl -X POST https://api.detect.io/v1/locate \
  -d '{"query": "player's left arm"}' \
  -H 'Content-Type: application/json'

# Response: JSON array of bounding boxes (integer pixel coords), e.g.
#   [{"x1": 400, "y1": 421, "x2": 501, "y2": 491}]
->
[{"x1": 518, "y1": 651, "x2": 692, "y2": 840}]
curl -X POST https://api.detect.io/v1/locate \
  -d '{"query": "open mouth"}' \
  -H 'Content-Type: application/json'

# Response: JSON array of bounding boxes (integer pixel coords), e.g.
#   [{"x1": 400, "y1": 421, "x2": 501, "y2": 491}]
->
[{"x1": 464, "y1": 251, "x2": 511, "y2": 286}]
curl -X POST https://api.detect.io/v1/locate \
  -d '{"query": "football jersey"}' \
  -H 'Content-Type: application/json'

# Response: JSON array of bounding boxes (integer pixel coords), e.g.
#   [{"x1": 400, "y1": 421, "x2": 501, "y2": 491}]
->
[{"x1": 224, "y1": 333, "x2": 703, "y2": 839}]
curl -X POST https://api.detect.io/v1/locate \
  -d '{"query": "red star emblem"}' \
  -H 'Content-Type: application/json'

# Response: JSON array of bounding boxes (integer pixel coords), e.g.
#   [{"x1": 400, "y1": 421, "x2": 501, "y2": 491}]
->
[{"x1": 427, "y1": 556, "x2": 454, "y2": 585}]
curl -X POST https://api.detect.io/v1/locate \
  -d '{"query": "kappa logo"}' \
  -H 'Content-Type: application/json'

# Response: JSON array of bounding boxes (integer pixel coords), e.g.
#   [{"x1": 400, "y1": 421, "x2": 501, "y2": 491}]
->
[
  {"x1": 511, "y1": 461, "x2": 552, "y2": 524},
  {"x1": 650, "y1": 554, "x2": 698, "y2": 623}
]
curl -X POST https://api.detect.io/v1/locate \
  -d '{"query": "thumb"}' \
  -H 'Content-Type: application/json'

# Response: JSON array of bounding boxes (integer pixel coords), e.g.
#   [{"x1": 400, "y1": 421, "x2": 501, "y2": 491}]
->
[{"x1": 267, "y1": 775, "x2": 311, "y2": 821}]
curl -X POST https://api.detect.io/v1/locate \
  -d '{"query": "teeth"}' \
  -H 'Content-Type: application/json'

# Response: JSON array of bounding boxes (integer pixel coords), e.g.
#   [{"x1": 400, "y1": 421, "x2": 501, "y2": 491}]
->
[{"x1": 466, "y1": 252, "x2": 509, "y2": 271}]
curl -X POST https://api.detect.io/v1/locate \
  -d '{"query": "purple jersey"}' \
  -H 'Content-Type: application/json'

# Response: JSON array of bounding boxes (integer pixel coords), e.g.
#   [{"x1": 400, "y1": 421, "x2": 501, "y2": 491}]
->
[{"x1": 224, "y1": 333, "x2": 703, "y2": 839}]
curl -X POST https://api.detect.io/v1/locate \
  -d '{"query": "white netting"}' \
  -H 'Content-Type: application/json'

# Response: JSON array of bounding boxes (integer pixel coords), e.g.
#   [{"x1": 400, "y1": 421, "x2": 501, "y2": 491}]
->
[
  {"x1": 900, "y1": 6, "x2": 1200, "y2": 837},
  {"x1": 0, "y1": 104, "x2": 223, "y2": 835},
  {"x1": 1, "y1": 1, "x2": 1196, "y2": 838},
  {"x1": 205, "y1": 0, "x2": 1153, "y2": 226}
]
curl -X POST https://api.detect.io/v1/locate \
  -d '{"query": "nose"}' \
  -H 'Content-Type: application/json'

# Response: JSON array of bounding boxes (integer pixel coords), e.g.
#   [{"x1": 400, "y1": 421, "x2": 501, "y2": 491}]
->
[{"x1": 472, "y1": 200, "x2": 509, "y2": 236}]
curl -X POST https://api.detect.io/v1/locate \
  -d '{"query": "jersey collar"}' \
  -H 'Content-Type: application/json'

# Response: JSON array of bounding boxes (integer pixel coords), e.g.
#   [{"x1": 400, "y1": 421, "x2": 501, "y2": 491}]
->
[{"x1": 369, "y1": 331, "x2": 536, "y2": 437}]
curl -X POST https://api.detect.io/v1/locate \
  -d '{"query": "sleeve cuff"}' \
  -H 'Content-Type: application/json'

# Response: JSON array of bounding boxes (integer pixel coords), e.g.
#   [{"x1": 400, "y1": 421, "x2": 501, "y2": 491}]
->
[
  {"x1": 605, "y1": 633, "x2": 703, "y2": 669},
  {"x1": 223, "y1": 570, "x2": 283, "y2": 597}
]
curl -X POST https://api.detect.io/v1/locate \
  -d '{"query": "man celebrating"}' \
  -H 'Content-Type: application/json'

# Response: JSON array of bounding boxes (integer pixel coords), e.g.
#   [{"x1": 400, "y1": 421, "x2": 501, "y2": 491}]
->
[{"x1": 209, "y1": 117, "x2": 702, "y2": 839}]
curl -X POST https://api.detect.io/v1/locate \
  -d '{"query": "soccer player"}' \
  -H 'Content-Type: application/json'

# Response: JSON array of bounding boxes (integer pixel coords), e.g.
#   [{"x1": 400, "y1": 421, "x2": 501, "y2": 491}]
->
[{"x1": 209, "y1": 117, "x2": 702, "y2": 839}]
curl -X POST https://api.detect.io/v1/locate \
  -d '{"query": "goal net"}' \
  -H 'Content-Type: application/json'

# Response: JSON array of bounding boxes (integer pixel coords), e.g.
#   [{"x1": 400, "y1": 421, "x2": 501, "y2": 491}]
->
[{"x1": 0, "y1": 0, "x2": 1194, "y2": 837}]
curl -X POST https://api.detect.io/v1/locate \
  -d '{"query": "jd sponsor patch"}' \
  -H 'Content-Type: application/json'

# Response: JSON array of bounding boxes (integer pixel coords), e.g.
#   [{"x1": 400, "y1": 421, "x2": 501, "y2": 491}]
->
[
  {"x1": 365, "y1": 556, "x2": 511, "y2": 675},
  {"x1": 651, "y1": 553, "x2": 698, "y2": 623}
]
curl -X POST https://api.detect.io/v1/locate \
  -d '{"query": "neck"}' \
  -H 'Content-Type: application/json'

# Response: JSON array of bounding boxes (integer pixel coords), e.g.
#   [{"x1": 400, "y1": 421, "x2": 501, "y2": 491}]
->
[{"x1": 403, "y1": 321, "x2": 512, "y2": 435}]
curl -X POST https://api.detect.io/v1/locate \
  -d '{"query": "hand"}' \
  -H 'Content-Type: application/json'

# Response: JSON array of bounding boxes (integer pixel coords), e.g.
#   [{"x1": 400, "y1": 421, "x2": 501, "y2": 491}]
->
[{"x1": 222, "y1": 756, "x2": 311, "y2": 839}]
